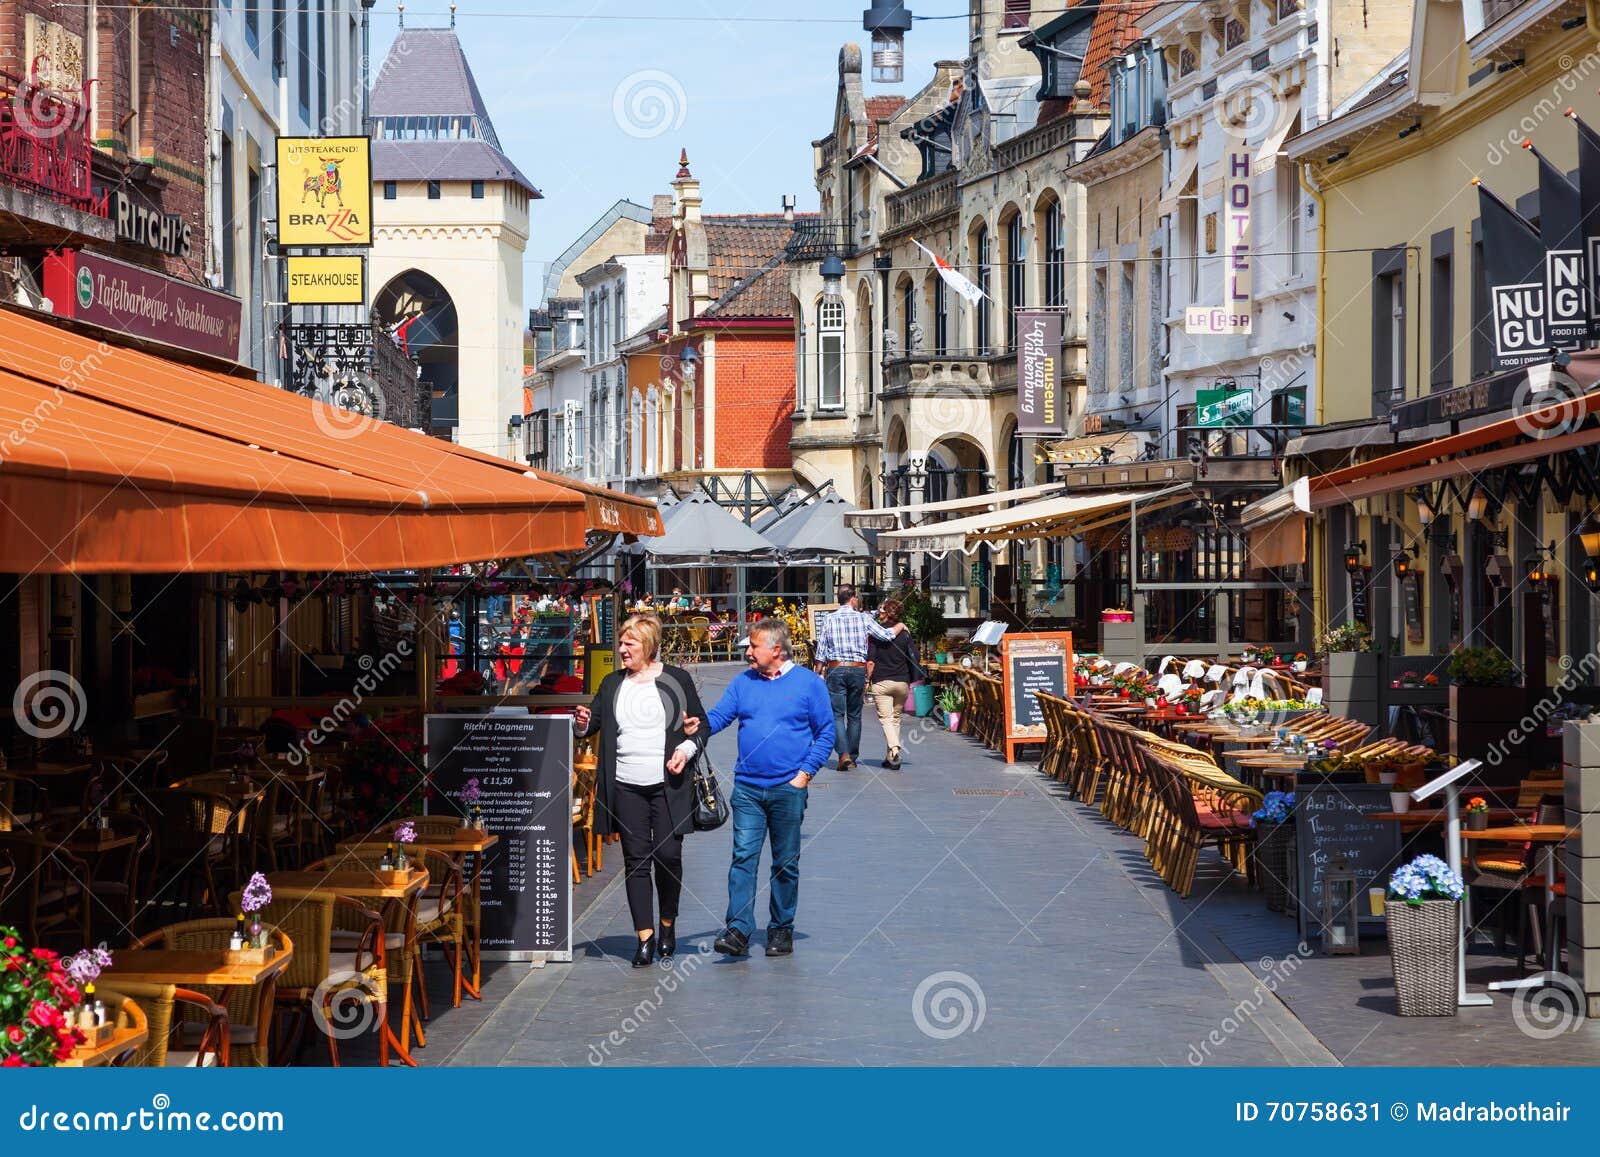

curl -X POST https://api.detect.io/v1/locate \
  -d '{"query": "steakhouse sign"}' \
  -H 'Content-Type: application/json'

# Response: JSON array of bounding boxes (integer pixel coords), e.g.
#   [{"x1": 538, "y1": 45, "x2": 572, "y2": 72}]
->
[{"x1": 44, "y1": 250, "x2": 243, "y2": 362}]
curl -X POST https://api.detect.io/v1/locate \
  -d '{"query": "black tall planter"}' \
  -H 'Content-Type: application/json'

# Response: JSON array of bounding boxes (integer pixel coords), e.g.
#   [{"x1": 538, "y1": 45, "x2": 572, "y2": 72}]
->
[
  {"x1": 1449, "y1": 684, "x2": 1528, "y2": 773},
  {"x1": 1253, "y1": 823, "x2": 1295, "y2": 913}
]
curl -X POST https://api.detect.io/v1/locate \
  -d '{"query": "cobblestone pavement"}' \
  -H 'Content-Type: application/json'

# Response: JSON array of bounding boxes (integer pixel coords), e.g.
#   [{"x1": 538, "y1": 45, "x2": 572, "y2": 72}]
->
[
  {"x1": 336, "y1": 663, "x2": 1598, "y2": 1067},
  {"x1": 449, "y1": 664, "x2": 1320, "y2": 1066}
]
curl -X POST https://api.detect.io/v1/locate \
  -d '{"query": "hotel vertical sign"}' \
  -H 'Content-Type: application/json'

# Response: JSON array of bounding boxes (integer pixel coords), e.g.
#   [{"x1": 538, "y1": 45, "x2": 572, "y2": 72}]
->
[
  {"x1": 1186, "y1": 143, "x2": 1254, "y2": 335},
  {"x1": 1016, "y1": 310, "x2": 1063, "y2": 435}
]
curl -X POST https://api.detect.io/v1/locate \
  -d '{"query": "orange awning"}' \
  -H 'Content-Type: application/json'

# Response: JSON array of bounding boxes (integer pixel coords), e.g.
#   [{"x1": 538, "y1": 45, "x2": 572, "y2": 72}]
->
[{"x1": 0, "y1": 309, "x2": 594, "y2": 572}]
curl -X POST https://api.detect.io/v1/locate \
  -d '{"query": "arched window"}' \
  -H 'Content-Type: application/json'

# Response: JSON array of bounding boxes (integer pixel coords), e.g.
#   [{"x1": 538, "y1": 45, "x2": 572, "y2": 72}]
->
[
  {"x1": 898, "y1": 277, "x2": 916, "y2": 354},
  {"x1": 856, "y1": 282, "x2": 874, "y2": 414},
  {"x1": 1041, "y1": 198, "x2": 1065, "y2": 308},
  {"x1": 930, "y1": 273, "x2": 948, "y2": 355},
  {"x1": 818, "y1": 297, "x2": 845, "y2": 410},
  {"x1": 1005, "y1": 213, "x2": 1025, "y2": 350},
  {"x1": 973, "y1": 225, "x2": 991, "y2": 354}
]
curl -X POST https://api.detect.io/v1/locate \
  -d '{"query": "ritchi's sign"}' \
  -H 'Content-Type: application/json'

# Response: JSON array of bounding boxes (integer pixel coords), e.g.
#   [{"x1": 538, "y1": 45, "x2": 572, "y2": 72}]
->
[
  {"x1": 44, "y1": 250, "x2": 243, "y2": 362},
  {"x1": 110, "y1": 190, "x2": 193, "y2": 259}
]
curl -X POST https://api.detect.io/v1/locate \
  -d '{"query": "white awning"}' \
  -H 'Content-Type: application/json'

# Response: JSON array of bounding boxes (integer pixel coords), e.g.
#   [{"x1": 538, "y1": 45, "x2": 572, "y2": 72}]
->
[
  {"x1": 877, "y1": 488, "x2": 1189, "y2": 555},
  {"x1": 844, "y1": 481, "x2": 1067, "y2": 531},
  {"x1": 1240, "y1": 478, "x2": 1311, "y2": 570},
  {"x1": 1251, "y1": 92, "x2": 1303, "y2": 175},
  {"x1": 1159, "y1": 146, "x2": 1199, "y2": 215}
]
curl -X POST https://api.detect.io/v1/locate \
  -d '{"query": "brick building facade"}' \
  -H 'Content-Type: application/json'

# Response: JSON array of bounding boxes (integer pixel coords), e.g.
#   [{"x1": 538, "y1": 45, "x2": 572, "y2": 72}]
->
[{"x1": 0, "y1": 1, "x2": 207, "y2": 286}]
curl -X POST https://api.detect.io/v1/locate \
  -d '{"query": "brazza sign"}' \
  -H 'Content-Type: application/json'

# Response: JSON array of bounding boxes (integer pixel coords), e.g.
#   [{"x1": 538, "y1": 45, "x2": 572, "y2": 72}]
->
[{"x1": 275, "y1": 136, "x2": 373, "y2": 248}]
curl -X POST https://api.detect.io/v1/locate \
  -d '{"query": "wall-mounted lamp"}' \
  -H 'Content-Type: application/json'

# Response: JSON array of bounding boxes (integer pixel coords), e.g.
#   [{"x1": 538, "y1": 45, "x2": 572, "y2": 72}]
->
[
  {"x1": 1412, "y1": 488, "x2": 1434, "y2": 529},
  {"x1": 1582, "y1": 516, "x2": 1600, "y2": 592},
  {"x1": 1525, "y1": 541, "x2": 1556, "y2": 587},
  {"x1": 1465, "y1": 487, "x2": 1489, "y2": 522},
  {"x1": 820, "y1": 255, "x2": 846, "y2": 303},
  {"x1": 1344, "y1": 541, "x2": 1367, "y2": 574},
  {"x1": 1393, "y1": 547, "x2": 1414, "y2": 579}
]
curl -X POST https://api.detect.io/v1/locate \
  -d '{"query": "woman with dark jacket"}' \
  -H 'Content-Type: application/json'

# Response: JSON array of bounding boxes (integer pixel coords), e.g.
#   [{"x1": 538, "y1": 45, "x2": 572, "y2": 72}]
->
[{"x1": 574, "y1": 614, "x2": 708, "y2": 966}]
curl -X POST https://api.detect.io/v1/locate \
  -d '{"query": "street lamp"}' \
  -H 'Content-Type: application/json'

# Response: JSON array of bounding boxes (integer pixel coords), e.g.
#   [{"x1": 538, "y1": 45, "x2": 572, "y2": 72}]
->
[
  {"x1": 820, "y1": 255, "x2": 846, "y2": 303},
  {"x1": 1412, "y1": 488, "x2": 1434, "y2": 529},
  {"x1": 862, "y1": 0, "x2": 913, "y2": 83},
  {"x1": 1393, "y1": 548, "x2": 1413, "y2": 579},
  {"x1": 1465, "y1": 487, "x2": 1489, "y2": 522},
  {"x1": 1343, "y1": 541, "x2": 1367, "y2": 574}
]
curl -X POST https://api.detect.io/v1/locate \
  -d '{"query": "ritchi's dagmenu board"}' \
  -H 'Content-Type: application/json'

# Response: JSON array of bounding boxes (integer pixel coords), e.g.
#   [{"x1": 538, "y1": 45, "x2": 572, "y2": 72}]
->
[
  {"x1": 1000, "y1": 631, "x2": 1073, "y2": 763},
  {"x1": 425, "y1": 714, "x2": 572, "y2": 961}
]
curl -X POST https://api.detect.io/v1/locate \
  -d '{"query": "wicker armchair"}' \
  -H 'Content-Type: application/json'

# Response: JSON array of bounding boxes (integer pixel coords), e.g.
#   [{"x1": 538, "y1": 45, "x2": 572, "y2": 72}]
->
[
  {"x1": 410, "y1": 847, "x2": 465, "y2": 1012},
  {"x1": 312, "y1": 849, "x2": 425, "y2": 1054},
  {"x1": 131, "y1": 918, "x2": 291, "y2": 1067},
  {"x1": 245, "y1": 888, "x2": 396, "y2": 1066},
  {"x1": 103, "y1": 981, "x2": 229, "y2": 1067}
]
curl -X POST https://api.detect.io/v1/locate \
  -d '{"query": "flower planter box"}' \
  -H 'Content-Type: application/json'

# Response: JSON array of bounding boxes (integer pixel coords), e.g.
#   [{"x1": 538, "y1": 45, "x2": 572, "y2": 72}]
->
[
  {"x1": 1101, "y1": 610, "x2": 1133, "y2": 623},
  {"x1": 1449, "y1": 684, "x2": 1528, "y2": 772},
  {"x1": 1386, "y1": 899, "x2": 1459, "y2": 1016},
  {"x1": 1320, "y1": 652, "x2": 1378, "y2": 725}
]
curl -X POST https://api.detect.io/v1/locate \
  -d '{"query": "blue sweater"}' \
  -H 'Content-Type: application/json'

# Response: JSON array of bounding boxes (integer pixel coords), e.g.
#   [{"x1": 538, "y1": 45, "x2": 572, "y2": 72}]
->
[{"x1": 706, "y1": 666, "x2": 836, "y2": 786}]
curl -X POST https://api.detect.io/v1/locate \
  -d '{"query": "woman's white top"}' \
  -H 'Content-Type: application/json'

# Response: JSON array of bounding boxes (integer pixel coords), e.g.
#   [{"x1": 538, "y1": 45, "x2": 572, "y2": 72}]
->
[{"x1": 616, "y1": 675, "x2": 669, "y2": 786}]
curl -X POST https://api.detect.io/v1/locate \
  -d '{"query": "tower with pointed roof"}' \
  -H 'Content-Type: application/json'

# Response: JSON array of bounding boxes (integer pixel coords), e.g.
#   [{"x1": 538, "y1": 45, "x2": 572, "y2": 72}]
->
[{"x1": 367, "y1": 26, "x2": 542, "y2": 459}]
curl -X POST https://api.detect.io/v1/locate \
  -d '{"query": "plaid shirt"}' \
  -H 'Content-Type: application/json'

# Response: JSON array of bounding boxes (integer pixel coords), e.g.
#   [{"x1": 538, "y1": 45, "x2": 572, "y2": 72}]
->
[{"x1": 814, "y1": 605, "x2": 897, "y2": 663}]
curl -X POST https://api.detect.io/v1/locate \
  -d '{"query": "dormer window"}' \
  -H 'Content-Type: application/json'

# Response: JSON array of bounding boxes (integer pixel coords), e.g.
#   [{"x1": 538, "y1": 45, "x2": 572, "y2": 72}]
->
[{"x1": 1021, "y1": 9, "x2": 1095, "y2": 100}]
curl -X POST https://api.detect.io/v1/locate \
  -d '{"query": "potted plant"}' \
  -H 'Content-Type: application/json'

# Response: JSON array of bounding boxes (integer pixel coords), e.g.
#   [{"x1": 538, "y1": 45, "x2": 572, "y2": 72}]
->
[
  {"x1": 1385, "y1": 854, "x2": 1465, "y2": 1016},
  {"x1": 1250, "y1": 791, "x2": 1297, "y2": 913},
  {"x1": 1, "y1": 928, "x2": 88, "y2": 1066},
  {"x1": 1446, "y1": 646, "x2": 1523, "y2": 770},
  {"x1": 1465, "y1": 796, "x2": 1489, "y2": 832},
  {"x1": 937, "y1": 685, "x2": 964, "y2": 732},
  {"x1": 1317, "y1": 621, "x2": 1377, "y2": 723},
  {"x1": 240, "y1": 872, "x2": 273, "y2": 951},
  {"x1": 1292, "y1": 652, "x2": 1309, "y2": 673},
  {"x1": 933, "y1": 635, "x2": 951, "y2": 665}
]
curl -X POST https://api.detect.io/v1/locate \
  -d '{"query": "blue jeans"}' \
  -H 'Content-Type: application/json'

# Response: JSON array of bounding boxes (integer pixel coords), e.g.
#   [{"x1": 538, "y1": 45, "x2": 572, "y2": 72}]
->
[
  {"x1": 725, "y1": 779, "x2": 808, "y2": 938},
  {"x1": 825, "y1": 665, "x2": 865, "y2": 759}
]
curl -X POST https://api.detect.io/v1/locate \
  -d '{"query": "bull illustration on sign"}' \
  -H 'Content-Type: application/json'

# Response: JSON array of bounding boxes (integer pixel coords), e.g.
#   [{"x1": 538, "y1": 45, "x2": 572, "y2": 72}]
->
[{"x1": 301, "y1": 158, "x2": 346, "y2": 208}]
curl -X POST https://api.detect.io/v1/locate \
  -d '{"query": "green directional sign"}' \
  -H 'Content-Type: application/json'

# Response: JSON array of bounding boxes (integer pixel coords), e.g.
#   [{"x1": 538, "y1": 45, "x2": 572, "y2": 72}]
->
[{"x1": 1196, "y1": 387, "x2": 1253, "y2": 428}]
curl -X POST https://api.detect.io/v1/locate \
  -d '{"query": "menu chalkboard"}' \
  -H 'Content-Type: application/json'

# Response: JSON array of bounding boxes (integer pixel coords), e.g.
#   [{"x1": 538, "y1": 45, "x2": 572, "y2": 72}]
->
[
  {"x1": 425, "y1": 714, "x2": 572, "y2": 961},
  {"x1": 1403, "y1": 571, "x2": 1424, "y2": 645},
  {"x1": 1000, "y1": 631, "x2": 1073, "y2": 763},
  {"x1": 1294, "y1": 782, "x2": 1401, "y2": 940}
]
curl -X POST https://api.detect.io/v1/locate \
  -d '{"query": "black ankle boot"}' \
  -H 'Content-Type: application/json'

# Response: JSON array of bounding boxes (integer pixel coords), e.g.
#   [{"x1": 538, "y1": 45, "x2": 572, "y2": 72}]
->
[
  {"x1": 658, "y1": 923, "x2": 676, "y2": 958},
  {"x1": 632, "y1": 935, "x2": 656, "y2": 968}
]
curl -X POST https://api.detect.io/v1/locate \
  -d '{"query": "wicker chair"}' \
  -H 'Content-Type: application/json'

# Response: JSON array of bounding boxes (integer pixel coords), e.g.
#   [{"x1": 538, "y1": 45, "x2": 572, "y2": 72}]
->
[
  {"x1": 410, "y1": 847, "x2": 466, "y2": 1012},
  {"x1": 104, "y1": 981, "x2": 229, "y2": 1067},
  {"x1": 312, "y1": 849, "x2": 426, "y2": 1056},
  {"x1": 246, "y1": 888, "x2": 395, "y2": 1066},
  {"x1": 131, "y1": 918, "x2": 290, "y2": 1067}
]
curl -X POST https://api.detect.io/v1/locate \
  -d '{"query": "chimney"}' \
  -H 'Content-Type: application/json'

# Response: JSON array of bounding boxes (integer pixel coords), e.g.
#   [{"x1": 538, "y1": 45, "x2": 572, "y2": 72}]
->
[
  {"x1": 672, "y1": 149, "x2": 702, "y2": 225},
  {"x1": 782, "y1": 194, "x2": 796, "y2": 223},
  {"x1": 652, "y1": 194, "x2": 673, "y2": 234}
]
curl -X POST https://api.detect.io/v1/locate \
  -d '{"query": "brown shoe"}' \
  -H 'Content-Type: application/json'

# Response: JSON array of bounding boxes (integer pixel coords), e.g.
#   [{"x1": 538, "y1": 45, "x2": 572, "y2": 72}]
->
[{"x1": 837, "y1": 755, "x2": 854, "y2": 771}]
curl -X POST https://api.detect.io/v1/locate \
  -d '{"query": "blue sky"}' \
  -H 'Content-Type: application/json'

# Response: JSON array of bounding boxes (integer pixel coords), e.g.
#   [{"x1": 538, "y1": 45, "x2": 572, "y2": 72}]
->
[{"x1": 370, "y1": 1, "x2": 966, "y2": 309}]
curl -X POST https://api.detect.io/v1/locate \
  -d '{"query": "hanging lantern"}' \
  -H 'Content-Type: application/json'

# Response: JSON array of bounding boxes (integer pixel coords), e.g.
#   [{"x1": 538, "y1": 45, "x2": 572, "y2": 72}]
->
[{"x1": 1343, "y1": 541, "x2": 1367, "y2": 574}]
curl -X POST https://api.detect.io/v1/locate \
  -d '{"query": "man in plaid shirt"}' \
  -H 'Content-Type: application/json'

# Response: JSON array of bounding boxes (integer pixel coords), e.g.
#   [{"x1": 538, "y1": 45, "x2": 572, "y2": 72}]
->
[{"x1": 813, "y1": 584, "x2": 908, "y2": 770}]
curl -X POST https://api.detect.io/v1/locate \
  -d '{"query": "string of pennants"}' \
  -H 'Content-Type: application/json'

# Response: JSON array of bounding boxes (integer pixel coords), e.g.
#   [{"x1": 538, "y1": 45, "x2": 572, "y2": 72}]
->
[{"x1": 1475, "y1": 110, "x2": 1600, "y2": 371}]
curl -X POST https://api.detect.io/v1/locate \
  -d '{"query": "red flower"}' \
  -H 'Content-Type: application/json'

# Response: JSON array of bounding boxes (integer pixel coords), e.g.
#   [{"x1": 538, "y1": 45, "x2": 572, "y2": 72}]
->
[
  {"x1": 27, "y1": 1000, "x2": 62, "y2": 1029},
  {"x1": 2, "y1": 1054, "x2": 25, "y2": 1068},
  {"x1": 5, "y1": 1025, "x2": 24, "y2": 1044},
  {"x1": 3, "y1": 936, "x2": 15, "y2": 948},
  {"x1": 52, "y1": 1042, "x2": 75, "y2": 1061},
  {"x1": 30, "y1": 948, "x2": 56, "y2": 962}
]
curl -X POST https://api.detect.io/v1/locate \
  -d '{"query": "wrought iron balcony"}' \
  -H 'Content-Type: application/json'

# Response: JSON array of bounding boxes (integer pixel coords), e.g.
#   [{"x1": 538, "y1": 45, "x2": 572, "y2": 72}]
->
[
  {"x1": 282, "y1": 313, "x2": 430, "y2": 432},
  {"x1": 784, "y1": 218, "x2": 856, "y2": 261},
  {"x1": 0, "y1": 68, "x2": 99, "y2": 213}
]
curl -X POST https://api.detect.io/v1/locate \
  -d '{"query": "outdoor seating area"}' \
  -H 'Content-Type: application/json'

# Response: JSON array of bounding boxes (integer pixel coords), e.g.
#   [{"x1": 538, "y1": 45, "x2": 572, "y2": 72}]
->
[{"x1": 916, "y1": 640, "x2": 1587, "y2": 1019}]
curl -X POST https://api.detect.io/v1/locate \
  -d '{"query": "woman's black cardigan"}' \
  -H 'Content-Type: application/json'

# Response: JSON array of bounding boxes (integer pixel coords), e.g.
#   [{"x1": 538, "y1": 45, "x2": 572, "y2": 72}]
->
[{"x1": 578, "y1": 664, "x2": 709, "y2": 839}]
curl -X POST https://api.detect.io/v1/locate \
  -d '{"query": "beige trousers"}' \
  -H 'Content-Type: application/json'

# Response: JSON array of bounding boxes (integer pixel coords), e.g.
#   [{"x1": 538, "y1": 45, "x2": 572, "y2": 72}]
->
[{"x1": 868, "y1": 680, "x2": 910, "y2": 750}]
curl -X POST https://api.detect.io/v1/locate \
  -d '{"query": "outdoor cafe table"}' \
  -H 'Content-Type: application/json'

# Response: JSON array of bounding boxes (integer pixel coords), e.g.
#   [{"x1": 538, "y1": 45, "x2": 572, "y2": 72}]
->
[
  {"x1": 60, "y1": 1022, "x2": 148, "y2": 1068},
  {"x1": 266, "y1": 867, "x2": 429, "y2": 1066},
  {"x1": 336, "y1": 831, "x2": 500, "y2": 999},
  {"x1": 104, "y1": 948, "x2": 293, "y2": 987},
  {"x1": 1462, "y1": 824, "x2": 1576, "y2": 974}
]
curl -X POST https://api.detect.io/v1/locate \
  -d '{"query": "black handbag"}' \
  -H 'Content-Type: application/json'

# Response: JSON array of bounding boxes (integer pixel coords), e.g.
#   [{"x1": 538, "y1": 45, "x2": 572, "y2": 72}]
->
[{"x1": 689, "y1": 748, "x2": 730, "y2": 832}]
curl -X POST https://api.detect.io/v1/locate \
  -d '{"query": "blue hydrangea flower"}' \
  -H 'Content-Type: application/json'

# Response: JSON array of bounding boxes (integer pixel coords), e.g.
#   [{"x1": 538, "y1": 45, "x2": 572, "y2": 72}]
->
[{"x1": 1387, "y1": 853, "x2": 1464, "y2": 904}]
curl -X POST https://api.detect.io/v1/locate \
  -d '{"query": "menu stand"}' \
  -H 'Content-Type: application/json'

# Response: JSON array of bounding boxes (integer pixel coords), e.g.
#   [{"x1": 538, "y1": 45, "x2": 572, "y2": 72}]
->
[{"x1": 1410, "y1": 759, "x2": 1492, "y2": 1008}]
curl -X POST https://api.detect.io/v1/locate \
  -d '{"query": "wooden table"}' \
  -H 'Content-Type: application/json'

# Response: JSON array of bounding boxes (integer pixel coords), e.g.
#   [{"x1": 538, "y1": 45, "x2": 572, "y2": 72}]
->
[
  {"x1": 337, "y1": 832, "x2": 499, "y2": 1000},
  {"x1": 60, "y1": 1024, "x2": 148, "y2": 1067},
  {"x1": 1370, "y1": 808, "x2": 1522, "y2": 827},
  {"x1": 1463, "y1": 824, "x2": 1576, "y2": 975},
  {"x1": 266, "y1": 867, "x2": 430, "y2": 900},
  {"x1": 105, "y1": 948, "x2": 292, "y2": 987}
]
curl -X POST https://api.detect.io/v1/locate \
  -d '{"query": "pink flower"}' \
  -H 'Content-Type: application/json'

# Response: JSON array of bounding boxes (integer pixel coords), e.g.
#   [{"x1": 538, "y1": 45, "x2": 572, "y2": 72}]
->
[{"x1": 5, "y1": 1026, "x2": 24, "y2": 1044}]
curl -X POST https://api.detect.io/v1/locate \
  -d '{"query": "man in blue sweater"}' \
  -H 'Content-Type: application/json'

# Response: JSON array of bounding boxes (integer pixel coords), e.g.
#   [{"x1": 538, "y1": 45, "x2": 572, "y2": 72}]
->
[{"x1": 698, "y1": 619, "x2": 834, "y2": 957}]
